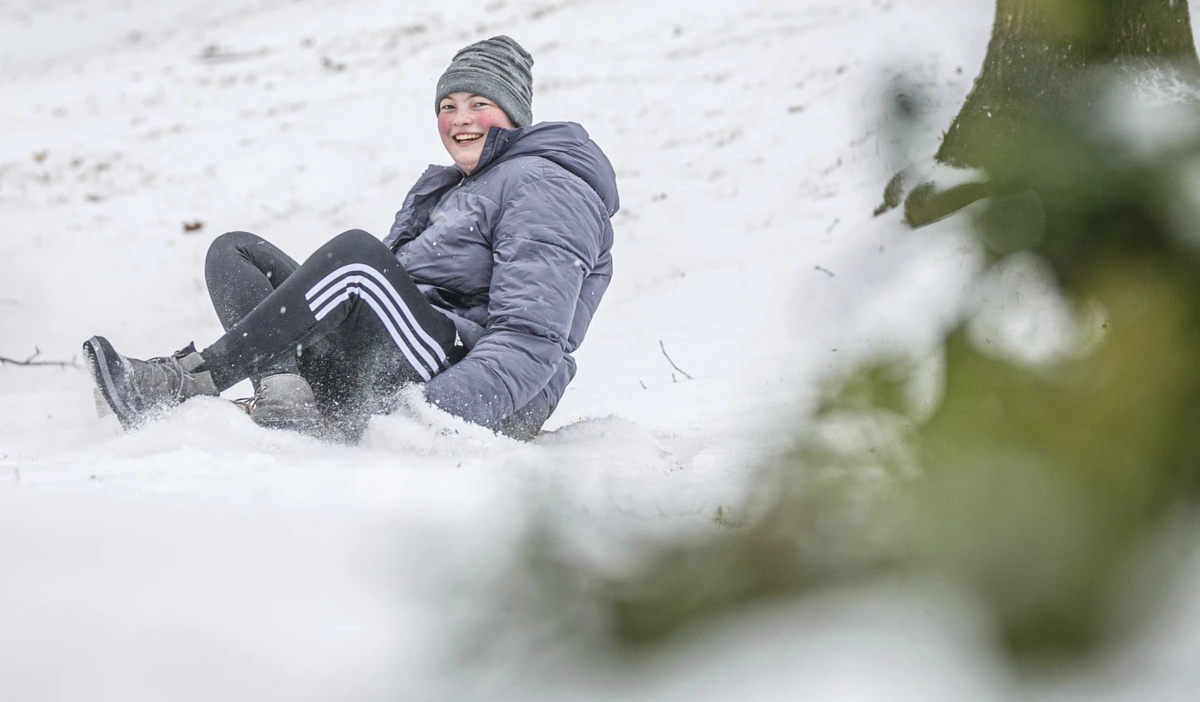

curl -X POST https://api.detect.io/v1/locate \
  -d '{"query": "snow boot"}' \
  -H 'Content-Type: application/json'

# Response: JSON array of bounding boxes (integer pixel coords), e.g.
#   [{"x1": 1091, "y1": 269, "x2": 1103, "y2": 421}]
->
[
  {"x1": 83, "y1": 336, "x2": 218, "y2": 429},
  {"x1": 250, "y1": 373, "x2": 325, "y2": 436}
]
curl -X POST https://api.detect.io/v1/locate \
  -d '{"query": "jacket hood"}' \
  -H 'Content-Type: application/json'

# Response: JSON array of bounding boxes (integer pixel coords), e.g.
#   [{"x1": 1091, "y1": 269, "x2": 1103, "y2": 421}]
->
[{"x1": 477, "y1": 122, "x2": 620, "y2": 217}]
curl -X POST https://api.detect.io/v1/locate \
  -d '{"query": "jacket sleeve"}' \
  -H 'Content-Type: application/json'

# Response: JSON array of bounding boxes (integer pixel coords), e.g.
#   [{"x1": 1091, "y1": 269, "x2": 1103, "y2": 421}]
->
[{"x1": 422, "y1": 171, "x2": 605, "y2": 429}]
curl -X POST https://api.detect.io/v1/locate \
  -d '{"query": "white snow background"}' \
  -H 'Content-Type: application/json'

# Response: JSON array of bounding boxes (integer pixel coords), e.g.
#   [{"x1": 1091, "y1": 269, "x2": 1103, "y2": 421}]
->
[{"x1": 3, "y1": 0, "x2": 1200, "y2": 699}]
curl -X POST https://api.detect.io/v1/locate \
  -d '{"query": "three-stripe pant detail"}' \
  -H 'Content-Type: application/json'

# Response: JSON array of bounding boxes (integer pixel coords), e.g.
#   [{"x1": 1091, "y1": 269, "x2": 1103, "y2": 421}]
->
[{"x1": 305, "y1": 263, "x2": 447, "y2": 381}]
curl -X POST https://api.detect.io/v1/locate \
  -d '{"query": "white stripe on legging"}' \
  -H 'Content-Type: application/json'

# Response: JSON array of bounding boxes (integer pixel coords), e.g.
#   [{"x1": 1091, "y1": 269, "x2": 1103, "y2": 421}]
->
[
  {"x1": 306, "y1": 263, "x2": 447, "y2": 368},
  {"x1": 305, "y1": 264, "x2": 446, "y2": 380}
]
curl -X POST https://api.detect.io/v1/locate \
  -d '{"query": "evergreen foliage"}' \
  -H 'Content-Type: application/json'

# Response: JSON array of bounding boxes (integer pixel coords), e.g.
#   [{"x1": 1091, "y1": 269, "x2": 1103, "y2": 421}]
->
[{"x1": 517, "y1": 0, "x2": 1200, "y2": 664}]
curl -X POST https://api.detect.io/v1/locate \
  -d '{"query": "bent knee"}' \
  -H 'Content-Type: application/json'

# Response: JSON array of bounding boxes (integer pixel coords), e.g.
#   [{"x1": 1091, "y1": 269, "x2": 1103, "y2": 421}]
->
[
  {"x1": 209, "y1": 230, "x2": 261, "y2": 255},
  {"x1": 205, "y1": 231, "x2": 267, "y2": 274},
  {"x1": 333, "y1": 229, "x2": 374, "y2": 245},
  {"x1": 320, "y1": 229, "x2": 384, "y2": 257}
]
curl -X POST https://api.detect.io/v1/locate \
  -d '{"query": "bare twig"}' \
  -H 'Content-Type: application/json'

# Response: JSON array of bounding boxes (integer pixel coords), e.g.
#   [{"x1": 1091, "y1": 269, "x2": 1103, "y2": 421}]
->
[
  {"x1": 0, "y1": 347, "x2": 80, "y2": 369},
  {"x1": 198, "y1": 45, "x2": 269, "y2": 63},
  {"x1": 659, "y1": 340, "x2": 694, "y2": 381}
]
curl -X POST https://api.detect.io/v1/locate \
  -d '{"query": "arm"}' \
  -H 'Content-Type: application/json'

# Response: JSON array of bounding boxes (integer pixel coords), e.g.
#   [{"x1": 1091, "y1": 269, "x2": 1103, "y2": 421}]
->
[{"x1": 423, "y1": 171, "x2": 605, "y2": 429}]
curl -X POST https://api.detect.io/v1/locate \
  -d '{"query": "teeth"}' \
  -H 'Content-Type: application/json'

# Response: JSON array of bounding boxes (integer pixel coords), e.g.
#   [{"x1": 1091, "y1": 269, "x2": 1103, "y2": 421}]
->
[{"x1": 454, "y1": 133, "x2": 481, "y2": 143}]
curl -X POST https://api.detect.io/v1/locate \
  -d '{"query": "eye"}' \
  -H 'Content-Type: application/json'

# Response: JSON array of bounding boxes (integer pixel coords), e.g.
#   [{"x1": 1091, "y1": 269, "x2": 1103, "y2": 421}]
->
[
  {"x1": 473, "y1": 100, "x2": 493, "y2": 110},
  {"x1": 439, "y1": 103, "x2": 454, "y2": 112}
]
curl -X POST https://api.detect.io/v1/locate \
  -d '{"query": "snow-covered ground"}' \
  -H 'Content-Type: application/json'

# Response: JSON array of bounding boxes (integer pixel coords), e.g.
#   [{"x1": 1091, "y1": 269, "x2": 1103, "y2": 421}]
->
[{"x1": 3, "y1": 0, "x2": 1199, "y2": 699}]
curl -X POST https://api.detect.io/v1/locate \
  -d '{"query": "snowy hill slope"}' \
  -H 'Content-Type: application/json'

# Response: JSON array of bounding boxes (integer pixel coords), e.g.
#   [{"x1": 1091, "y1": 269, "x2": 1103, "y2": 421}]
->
[{"x1": 5, "y1": 0, "x2": 1199, "y2": 700}]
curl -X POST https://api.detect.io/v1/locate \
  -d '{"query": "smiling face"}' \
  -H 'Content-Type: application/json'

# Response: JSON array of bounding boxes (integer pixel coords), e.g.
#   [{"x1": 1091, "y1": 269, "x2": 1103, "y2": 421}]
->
[{"x1": 438, "y1": 92, "x2": 517, "y2": 175}]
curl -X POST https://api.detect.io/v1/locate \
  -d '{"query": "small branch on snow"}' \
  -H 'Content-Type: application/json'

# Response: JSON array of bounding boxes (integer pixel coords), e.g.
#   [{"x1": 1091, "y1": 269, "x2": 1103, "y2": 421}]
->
[
  {"x1": 197, "y1": 45, "x2": 270, "y2": 64},
  {"x1": 659, "y1": 340, "x2": 694, "y2": 381},
  {"x1": 0, "y1": 347, "x2": 79, "y2": 369}
]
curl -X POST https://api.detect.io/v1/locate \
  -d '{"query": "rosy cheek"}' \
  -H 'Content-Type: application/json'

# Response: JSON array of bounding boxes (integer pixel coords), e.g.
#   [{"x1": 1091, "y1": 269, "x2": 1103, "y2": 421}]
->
[{"x1": 477, "y1": 110, "x2": 509, "y2": 132}]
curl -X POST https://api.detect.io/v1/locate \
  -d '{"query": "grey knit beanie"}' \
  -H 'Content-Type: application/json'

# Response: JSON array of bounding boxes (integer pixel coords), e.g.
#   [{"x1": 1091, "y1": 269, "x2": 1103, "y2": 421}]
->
[{"x1": 435, "y1": 35, "x2": 533, "y2": 128}]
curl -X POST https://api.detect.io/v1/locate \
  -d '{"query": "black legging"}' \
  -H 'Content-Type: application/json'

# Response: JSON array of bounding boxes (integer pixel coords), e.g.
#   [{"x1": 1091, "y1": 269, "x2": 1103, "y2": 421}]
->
[{"x1": 201, "y1": 229, "x2": 458, "y2": 438}]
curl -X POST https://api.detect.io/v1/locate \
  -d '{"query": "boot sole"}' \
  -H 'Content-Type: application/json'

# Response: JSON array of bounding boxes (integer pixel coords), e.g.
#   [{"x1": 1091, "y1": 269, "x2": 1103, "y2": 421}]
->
[{"x1": 83, "y1": 336, "x2": 140, "y2": 429}]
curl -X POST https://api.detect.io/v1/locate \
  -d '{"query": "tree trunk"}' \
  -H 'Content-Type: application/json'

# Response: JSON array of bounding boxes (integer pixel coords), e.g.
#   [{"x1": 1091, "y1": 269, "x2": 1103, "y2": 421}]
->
[{"x1": 896, "y1": 0, "x2": 1200, "y2": 224}]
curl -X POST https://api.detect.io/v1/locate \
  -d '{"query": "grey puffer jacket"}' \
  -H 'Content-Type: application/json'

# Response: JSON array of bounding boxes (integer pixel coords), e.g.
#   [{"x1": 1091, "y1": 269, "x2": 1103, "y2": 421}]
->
[{"x1": 382, "y1": 121, "x2": 619, "y2": 434}]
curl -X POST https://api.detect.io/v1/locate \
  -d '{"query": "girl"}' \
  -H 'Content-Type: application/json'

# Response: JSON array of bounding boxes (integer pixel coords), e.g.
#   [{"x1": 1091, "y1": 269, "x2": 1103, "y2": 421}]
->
[{"x1": 85, "y1": 35, "x2": 619, "y2": 441}]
